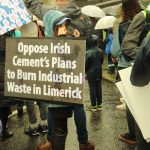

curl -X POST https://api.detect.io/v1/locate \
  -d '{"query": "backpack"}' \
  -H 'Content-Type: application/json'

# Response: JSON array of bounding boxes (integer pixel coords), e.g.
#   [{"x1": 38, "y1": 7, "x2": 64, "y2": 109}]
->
[
  {"x1": 119, "y1": 20, "x2": 133, "y2": 61},
  {"x1": 119, "y1": 20, "x2": 131, "y2": 45},
  {"x1": 111, "y1": 9, "x2": 150, "y2": 60},
  {"x1": 111, "y1": 20, "x2": 131, "y2": 58}
]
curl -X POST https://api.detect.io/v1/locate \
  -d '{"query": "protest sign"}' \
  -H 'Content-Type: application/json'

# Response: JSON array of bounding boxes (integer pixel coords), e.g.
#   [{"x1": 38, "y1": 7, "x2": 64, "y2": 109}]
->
[
  {"x1": 4, "y1": 38, "x2": 85, "y2": 105},
  {"x1": 0, "y1": 0, "x2": 31, "y2": 35},
  {"x1": 118, "y1": 67, "x2": 150, "y2": 142},
  {"x1": 115, "y1": 81, "x2": 138, "y2": 128}
]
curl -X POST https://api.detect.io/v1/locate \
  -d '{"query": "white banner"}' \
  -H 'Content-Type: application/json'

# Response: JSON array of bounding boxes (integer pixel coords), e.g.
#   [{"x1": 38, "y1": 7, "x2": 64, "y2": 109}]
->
[{"x1": 117, "y1": 67, "x2": 150, "y2": 142}]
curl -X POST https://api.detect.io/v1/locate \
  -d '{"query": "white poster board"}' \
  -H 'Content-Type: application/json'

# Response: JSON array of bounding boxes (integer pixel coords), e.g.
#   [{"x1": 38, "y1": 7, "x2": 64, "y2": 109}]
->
[{"x1": 117, "y1": 67, "x2": 150, "y2": 142}]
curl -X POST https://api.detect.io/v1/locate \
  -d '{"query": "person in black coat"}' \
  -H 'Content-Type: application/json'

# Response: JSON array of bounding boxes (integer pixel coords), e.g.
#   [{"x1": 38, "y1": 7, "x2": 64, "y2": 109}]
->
[
  {"x1": 130, "y1": 35, "x2": 150, "y2": 150},
  {"x1": 130, "y1": 36, "x2": 150, "y2": 87},
  {"x1": 0, "y1": 30, "x2": 18, "y2": 140},
  {"x1": 85, "y1": 35, "x2": 104, "y2": 112}
]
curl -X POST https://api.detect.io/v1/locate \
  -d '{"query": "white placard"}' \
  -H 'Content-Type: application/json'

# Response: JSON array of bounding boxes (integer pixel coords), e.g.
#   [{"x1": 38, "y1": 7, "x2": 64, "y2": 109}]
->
[{"x1": 118, "y1": 67, "x2": 150, "y2": 142}]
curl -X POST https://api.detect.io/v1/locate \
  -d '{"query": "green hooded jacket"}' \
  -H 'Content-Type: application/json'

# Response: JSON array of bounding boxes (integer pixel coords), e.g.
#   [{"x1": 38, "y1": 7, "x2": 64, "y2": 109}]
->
[{"x1": 43, "y1": 10, "x2": 69, "y2": 37}]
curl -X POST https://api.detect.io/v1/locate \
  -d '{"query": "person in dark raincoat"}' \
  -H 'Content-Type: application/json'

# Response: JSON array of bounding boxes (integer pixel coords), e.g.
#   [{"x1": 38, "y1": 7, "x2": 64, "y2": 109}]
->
[
  {"x1": 0, "y1": 30, "x2": 21, "y2": 140},
  {"x1": 24, "y1": 1, "x2": 94, "y2": 150},
  {"x1": 37, "y1": 9, "x2": 95, "y2": 150},
  {"x1": 130, "y1": 22, "x2": 150, "y2": 150},
  {"x1": 85, "y1": 35, "x2": 104, "y2": 112},
  {"x1": 120, "y1": 0, "x2": 150, "y2": 149}
]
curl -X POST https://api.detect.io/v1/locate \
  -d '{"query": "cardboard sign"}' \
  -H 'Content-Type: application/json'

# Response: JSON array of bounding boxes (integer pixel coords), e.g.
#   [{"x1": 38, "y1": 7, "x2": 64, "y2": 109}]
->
[
  {"x1": 4, "y1": 38, "x2": 86, "y2": 105},
  {"x1": 117, "y1": 67, "x2": 150, "y2": 142},
  {"x1": 0, "y1": 0, "x2": 31, "y2": 35}
]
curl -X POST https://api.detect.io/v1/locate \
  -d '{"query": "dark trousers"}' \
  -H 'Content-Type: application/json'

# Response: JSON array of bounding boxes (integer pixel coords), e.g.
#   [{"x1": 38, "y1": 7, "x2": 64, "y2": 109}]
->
[
  {"x1": 126, "y1": 103, "x2": 150, "y2": 150},
  {"x1": 88, "y1": 80, "x2": 102, "y2": 106},
  {"x1": 118, "y1": 64, "x2": 149, "y2": 149},
  {"x1": 47, "y1": 106, "x2": 88, "y2": 144},
  {"x1": 74, "y1": 106, "x2": 88, "y2": 144},
  {"x1": 126, "y1": 106, "x2": 136, "y2": 139},
  {"x1": 107, "y1": 53, "x2": 113, "y2": 65},
  {"x1": 0, "y1": 57, "x2": 4, "y2": 93},
  {"x1": 47, "y1": 107, "x2": 73, "y2": 150},
  {"x1": 48, "y1": 116, "x2": 67, "y2": 150},
  {"x1": 0, "y1": 107, "x2": 10, "y2": 133},
  {"x1": 135, "y1": 122, "x2": 150, "y2": 150},
  {"x1": 51, "y1": 118, "x2": 67, "y2": 150},
  {"x1": 47, "y1": 108, "x2": 69, "y2": 142},
  {"x1": 116, "y1": 66, "x2": 125, "y2": 81},
  {"x1": 26, "y1": 101, "x2": 47, "y2": 124}
]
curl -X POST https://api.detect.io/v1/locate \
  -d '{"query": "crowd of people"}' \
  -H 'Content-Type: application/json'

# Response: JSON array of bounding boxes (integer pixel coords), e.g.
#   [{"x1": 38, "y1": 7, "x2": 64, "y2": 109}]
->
[{"x1": 0, "y1": 0, "x2": 150, "y2": 150}]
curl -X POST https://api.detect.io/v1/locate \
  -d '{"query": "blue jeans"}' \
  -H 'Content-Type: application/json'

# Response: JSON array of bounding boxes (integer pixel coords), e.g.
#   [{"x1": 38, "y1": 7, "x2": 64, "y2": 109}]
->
[
  {"x1": 47, "y1": 106, "x2": 88, "y2": 144},
  {"x1": 26, "y1": 101, "x2": 47, "y2": 124},
  {"x1": 74, "y1": 106, "x2": 88, "y2": 144}
]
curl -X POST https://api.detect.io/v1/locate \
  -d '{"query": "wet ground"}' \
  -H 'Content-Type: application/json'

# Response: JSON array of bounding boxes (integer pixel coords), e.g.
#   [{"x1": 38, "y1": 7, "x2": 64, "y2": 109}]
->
[
  {"x1": 0, "y1": 1, "x2": 134, "y2": 149},
  {"x1": 0, "y1": 75, "x2": 137, "y2": 150}
]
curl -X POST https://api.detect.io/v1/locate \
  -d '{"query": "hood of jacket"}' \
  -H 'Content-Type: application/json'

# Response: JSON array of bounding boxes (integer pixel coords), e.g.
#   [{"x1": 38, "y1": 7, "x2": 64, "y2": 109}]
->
[
  {"x1": 58, "y1": 1, "x2": 82, "y2": 19},
  {"x1": 43, "y1": 10, "x2": 68, "y2": 37}
]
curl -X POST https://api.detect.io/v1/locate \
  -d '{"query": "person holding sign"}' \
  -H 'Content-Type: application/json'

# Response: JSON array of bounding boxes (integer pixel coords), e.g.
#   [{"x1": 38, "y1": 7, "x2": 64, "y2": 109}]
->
[
  {"x1": 130, "y1": 34, "x2": 150, "y2": 149},
  {"x1": 37, "y1": 10, "x2": 95, "y2": 150},
  {"x1": 23, "y1": 0, "x2": 92, "y2": 38},
  {"x1": 119, "y1": 0, "x2": 150, "y2": 149}
]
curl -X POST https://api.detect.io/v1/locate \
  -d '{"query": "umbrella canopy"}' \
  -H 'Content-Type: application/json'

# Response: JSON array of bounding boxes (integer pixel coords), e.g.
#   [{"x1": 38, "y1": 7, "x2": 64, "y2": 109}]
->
[
  {"x1": 94, "y1": 16, "x2": 116, "y2": 30},
  {"x1": 102, "y1": 4, "x2": 121, "y2": 16},
  {"x1": 81, "y1": 5, "x2": 105, "y2": 18},
  {"x1": 103, "y1": 6, "x2": 116, "y2": 16},
  {"x1": 0, "y1": 0, "x2": 31, "y2": 35}
]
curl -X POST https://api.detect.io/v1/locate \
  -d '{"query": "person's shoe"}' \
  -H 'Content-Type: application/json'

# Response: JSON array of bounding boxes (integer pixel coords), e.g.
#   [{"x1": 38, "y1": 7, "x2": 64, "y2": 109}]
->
[
  {"x1": 37, "y1": 140, "x2": 52, "y2": 150},
  {"x1": 0, "y1": 130, "x2": 13, "y2": 140},
  {"x1": 37, "y1": 125, "x2": 48, "y2": 133},
  {"x1": 116, "y1": 102, "x2": 126, "y2": 111},
  {"x1": 24, "y1": 127, "x2": 39, "y2": 136},
  {"x1": 118, "y1": 133, "x2": 136, "y2": 145},
  {"x1": 97, "y1": 105, "x2": 102, "y2": 111},
  {"x1": 87, "y1": 106, "x2": 97, "y2": 112},
  {"x1": 79, "y1": 140, "x2": 95, "y2": 150}
]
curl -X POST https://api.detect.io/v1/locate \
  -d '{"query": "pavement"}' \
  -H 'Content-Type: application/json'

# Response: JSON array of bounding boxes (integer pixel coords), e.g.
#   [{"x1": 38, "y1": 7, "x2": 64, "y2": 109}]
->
[
  {"x1": 1, "y1": 8, "x2": 120, "y2": 150},
  {"x1": 0, "y1": 79, "x2": 136, "y2": 150},
  {"x1": 0, "y1": 1, "x2": 134, "y2": 150},
  {"x1": 0, "y1": 60, "x2": 137, "y2": 150}
]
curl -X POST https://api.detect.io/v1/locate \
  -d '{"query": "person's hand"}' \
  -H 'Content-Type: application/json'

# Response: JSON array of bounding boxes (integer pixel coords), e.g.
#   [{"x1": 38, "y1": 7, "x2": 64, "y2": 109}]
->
[
  {"x1": 57, "y1": 24, "x2": 67, "y2": 36},
  {"x1": 73, "y1": 29, "x2": 80, "y2": 37}
]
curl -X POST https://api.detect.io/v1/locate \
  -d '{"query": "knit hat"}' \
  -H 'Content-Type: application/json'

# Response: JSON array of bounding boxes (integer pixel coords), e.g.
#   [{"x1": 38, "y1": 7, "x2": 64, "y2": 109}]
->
[{"x1": 43, "y1": 10, "x2": 70, "y2": 37}]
